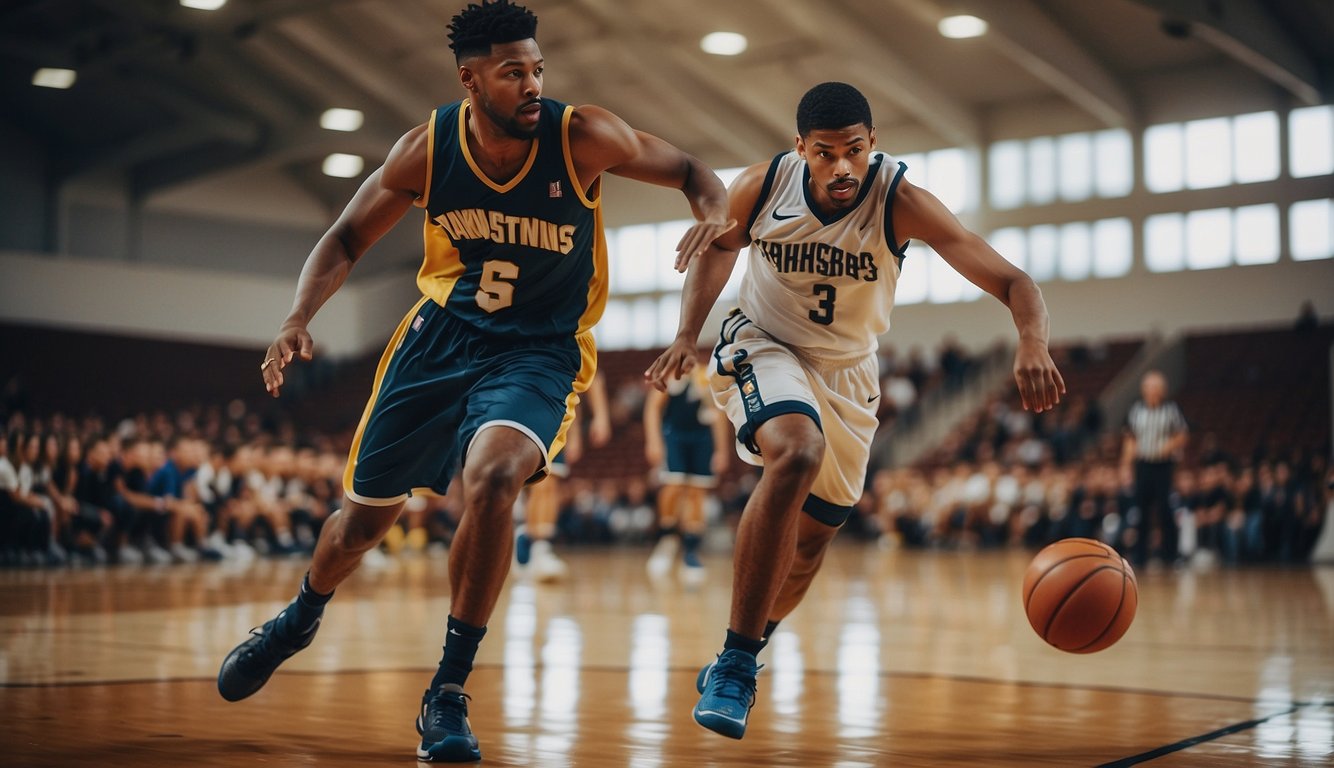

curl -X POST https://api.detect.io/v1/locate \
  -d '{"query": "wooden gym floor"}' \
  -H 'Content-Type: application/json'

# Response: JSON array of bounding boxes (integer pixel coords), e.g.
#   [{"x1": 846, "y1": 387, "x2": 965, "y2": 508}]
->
[{"x1": 1, "y1": 545, "x2": 1331, "y2": 766}]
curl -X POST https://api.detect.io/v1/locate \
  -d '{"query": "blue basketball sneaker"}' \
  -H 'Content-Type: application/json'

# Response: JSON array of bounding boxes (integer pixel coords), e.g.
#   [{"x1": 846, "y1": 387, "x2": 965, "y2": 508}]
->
[
  {"x1": 416, "y1": 684, "x2": 482, "y2": 762},
  {"x1": 217, "y1": 610, "x2": 320, "y2": 701},
  {"x1": 692, "y1": 649, "x2": 761, "y2": 739}
]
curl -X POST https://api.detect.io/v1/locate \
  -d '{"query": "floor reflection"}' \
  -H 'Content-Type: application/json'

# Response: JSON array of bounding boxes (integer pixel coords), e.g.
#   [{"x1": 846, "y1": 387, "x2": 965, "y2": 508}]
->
[{"x1": 2, "y1": 547, "x2": 1332, "y2": 766}]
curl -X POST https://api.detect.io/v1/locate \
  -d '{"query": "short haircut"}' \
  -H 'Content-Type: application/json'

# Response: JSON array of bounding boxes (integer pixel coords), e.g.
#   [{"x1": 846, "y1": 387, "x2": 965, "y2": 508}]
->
[
  {"x1": 447, "y1": 0, "x2": 539, "y2": 63},
  {"x1": 796, "y1": 82, "x2": 873, "y2": 136}
]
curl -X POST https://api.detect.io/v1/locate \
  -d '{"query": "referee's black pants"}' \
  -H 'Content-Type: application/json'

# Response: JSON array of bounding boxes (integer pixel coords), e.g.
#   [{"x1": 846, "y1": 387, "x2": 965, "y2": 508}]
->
[{"x1": 1133, "y1": 460, "x2": 1177, "y2": 564}]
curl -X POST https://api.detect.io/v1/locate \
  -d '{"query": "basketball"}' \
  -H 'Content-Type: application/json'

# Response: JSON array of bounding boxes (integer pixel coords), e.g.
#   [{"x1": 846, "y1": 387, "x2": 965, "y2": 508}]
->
[{"x1": 1022, "y1": 538, "x2": 1138, "y2": 653}]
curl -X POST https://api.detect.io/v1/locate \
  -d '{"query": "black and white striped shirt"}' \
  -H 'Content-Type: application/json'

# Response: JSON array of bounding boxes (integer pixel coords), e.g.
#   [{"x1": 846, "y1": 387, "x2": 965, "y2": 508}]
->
[{"x1": 1126, "y1": 401, "x2": 1187, "y2": 461}]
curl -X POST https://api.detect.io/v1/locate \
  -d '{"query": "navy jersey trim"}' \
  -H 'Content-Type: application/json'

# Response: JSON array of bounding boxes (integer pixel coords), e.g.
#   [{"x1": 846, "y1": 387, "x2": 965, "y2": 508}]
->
[
  {"x1": 736, "y1": 401, "x2": 822, "y2": 457},
  {"x1": 746, "y1": 152, "x2": 787, "y2": 236},
  {"x1": 801, "y1": 155, "x2": 883, "y2": 227},
  {"x1": 883, "y1": 160, "x2": 911, "y2": 261},
  {"x1": 804, "y1": 493, "x2": 854, "y2": 527}
]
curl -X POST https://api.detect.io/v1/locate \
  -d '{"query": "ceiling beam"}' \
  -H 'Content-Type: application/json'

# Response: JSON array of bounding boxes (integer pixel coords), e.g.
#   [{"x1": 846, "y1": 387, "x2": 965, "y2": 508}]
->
[
  {"x1": 273, "y1": 15, "x2": 432, "y2": 125},
  {"x1": 56, "y1": 78, "x2": 264, "y2": 183},
  {"x1": 885, "y1": 0, "x2": 1136, "y2": 127},
  {"x1": 772, "y1": 0, "x2": 982, "y2": 148},
  {"x1": 973, "y1": 0, "x2": 1136, "y2": 127},
  {"x1": 555, "y1": 42, "x2": 761, "y2": 163},
  {"x1": 131, "y1": 124, "x2": 399, "y2": 199},
  {"x1": 570, "y1": 0, "x2": 793, "y2": 150},
  {"x1": 1131, "y1": 0, "x2": 1322, "y2": 104}
]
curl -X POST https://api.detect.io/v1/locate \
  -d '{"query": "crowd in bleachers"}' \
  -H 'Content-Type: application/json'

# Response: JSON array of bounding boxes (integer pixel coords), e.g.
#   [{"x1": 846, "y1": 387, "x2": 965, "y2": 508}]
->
[
  {"x1": 2, "y1": 324, "x2": 1330, "y2": 569},
  {"x1": 868, "y1": 446, "x2": 1331, "y2": 567},
  {"x1": 0, "y1": 407, "x2": 350, "y2": 566}
]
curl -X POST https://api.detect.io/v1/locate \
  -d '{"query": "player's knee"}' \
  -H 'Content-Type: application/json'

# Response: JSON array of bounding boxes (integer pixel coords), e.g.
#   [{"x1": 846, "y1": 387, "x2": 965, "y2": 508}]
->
[
  {"x1": 767, "y1": 439, "x2": 825, "y2": 481},
  {"x1": 332, "y1": 510, "x2": 387, "y2": 554},
  {"x1": 464, "y1": 458, "x2": 528, "y2": 509}
]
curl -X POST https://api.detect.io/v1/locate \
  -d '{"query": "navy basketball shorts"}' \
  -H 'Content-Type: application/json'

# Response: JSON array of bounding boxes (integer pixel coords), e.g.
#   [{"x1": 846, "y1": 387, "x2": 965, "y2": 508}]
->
[
  {"x1": 343, "y1": 297, "x2": 593, "y2": 506},
  {"x1": 660, "y1": 431, "x2": 716, "y2": 487}
]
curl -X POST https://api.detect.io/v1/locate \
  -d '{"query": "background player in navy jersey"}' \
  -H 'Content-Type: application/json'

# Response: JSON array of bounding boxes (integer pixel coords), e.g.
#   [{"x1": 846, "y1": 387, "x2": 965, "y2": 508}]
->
[
  {"x1": 515, "y1": 372, "x2": 610, "y2": 581},
  {"x1": 643, "y1": 360, "x2": 731, "y2": 584},
  {"x1": 215, "y1": 1, "x2": 730, "y2": 761},
  {"x1": 646, "y1": 82, "x2": 1064, "y2": 739}
]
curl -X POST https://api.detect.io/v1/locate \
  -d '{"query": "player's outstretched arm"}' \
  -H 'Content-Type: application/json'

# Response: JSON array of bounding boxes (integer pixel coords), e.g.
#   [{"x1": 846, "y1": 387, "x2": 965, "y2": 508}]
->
[
  {"x1": 644, "y1": 164, "x2": 764, "y2": 390},
  {"x1": 262, "y1": 125, "x2": 428, "y2": 397},
  {"x1": 568, "y1": 105, "x2": 732, "y2": 270},
  {"x1": 892, "y1": 179, "x2": 1066, "y2": 413}
]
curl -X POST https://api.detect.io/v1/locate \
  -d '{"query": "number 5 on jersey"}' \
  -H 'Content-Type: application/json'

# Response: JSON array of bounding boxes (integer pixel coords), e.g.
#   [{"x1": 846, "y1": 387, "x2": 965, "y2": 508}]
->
[{"x1": 477, "y1": 260, "x2": 519, "y2": 313}]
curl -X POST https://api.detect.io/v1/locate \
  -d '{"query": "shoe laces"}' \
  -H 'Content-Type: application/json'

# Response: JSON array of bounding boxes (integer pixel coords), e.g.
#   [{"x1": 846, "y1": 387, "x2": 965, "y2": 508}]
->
[
  {"x1": 423, "y1": 687, "x2": 471, "y2": 733},
  {"x1": 238, "y1": 619, "x2": 284, "y2": 663},
  {"x1": 708, "y1": 654, "x2": 760, "y2": 704}
]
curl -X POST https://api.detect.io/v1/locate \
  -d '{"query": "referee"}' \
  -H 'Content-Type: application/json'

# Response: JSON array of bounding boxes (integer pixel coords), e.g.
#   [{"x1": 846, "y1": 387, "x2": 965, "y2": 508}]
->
[{"x1": 1121, "y1": 370, "x2": 1188, "y2": 565}]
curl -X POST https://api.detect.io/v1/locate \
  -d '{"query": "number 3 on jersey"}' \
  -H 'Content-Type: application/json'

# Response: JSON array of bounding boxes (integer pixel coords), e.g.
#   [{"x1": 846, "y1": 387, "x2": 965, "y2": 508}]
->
[
  {"x1": 476, "y1": 260, "x2": 519, "y2": 313},
  {"x1": 809, "y1": 283, "x2": 836, "y2": 325}
]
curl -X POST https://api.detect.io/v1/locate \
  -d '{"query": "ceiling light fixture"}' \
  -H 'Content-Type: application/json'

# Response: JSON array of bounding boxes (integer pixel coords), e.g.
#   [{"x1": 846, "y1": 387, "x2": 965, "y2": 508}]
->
[
  {"x1": 700, "y1": 31, "x2": 748, "y2": 56},
  {"x1": 320, "y1": 108, "x2": 364, "y2": 132},
  {"x1": 32, "y1": 68, "x2": 77, "y2": 89},
  {"x1": 938, "y1": 14, "x2": 988, "y2": 39},
  {"x1": 180, "y1": 0, "x2": 228, "y2": 10},
  {"x1": 322, "y1": 153, "x2": 364, "y2": 178}
]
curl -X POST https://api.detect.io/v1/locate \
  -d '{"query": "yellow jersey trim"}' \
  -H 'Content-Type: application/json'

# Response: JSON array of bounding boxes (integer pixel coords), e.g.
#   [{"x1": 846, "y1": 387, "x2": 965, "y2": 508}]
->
[
  {"x1": 413, "y1": 109, "x2": 438, "y2": 210},
  {"x1": 561, "y1": 105, "x2": 600, "y2": 210},
  {"x1": 417, "y1": 219, "x2": 466, "y2": 307},
  {"x1": 458, "y1": 99, "x2": 539, "y2": 194},
  {"x1": 343, "y1": 295, "x2": 433, "y2": 495},
  {"x1": 549, "y1": 331, "x2": 599, "y2": 460},
  {"x1": 576, "y1": 204, "x2": 609, "y2": 334}
]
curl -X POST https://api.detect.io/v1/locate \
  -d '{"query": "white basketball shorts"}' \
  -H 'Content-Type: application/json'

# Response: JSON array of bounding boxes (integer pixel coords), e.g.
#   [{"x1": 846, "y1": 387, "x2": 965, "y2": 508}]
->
[{"x1": 708, "y1": 309, "x2": 880, "y2": 525}]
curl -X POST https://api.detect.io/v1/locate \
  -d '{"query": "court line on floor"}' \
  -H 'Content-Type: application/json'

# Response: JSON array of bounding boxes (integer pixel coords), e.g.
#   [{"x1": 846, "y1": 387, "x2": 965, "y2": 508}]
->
[
  {"x1": 0, "y1": 662, "x2": 1315, "y2": 711},
  {"x1": 1093, "y1": 705, "x2": 1303, "y2": 767}
]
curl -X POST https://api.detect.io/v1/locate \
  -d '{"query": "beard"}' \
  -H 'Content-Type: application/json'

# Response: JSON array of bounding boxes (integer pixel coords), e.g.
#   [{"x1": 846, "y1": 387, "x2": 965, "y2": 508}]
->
[{"x1": 476, "y1": 94, "x2": 541, "y2": 139}]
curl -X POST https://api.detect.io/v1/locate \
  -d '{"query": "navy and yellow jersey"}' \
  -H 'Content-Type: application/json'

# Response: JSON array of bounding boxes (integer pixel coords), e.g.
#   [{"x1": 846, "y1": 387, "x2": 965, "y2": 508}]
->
[
  {"x1": 413, "y1": 98, "x2": 608, "y2": 339},
  {"x1": 662, "y1": 371, "x2": 716, "y2": 439}
]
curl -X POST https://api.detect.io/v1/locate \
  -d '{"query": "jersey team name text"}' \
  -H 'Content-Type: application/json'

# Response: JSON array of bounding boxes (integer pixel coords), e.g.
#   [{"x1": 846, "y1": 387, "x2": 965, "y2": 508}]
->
[{"x1": 431, "y1": 209, "x2": 577, "y2": 255}]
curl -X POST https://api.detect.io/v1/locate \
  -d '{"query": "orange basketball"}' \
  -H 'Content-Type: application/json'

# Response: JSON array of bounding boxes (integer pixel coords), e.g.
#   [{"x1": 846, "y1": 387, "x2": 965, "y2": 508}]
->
[{"x1": 1022, "y1": 538, "x2": 1137, "y2": 653}]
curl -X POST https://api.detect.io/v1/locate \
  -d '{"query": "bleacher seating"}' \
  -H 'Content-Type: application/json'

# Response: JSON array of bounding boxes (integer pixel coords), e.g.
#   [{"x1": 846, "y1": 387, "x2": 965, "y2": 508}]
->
[{"x1": 1177, "y1": 323, "x2": 1333, "y2": 465}]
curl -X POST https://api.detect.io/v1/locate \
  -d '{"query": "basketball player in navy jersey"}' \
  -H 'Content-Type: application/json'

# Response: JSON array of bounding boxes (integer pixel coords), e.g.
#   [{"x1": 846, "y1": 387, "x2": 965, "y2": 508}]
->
[
  {"x1": 646, "y1": 82, "x2": 1065, "y2": 739},
  {"x1": 216, "y1": 1, "x2": 730, "y2": 761},
  {"x1": 643, "y1": 360, "x2": 731, "y2": 584}
]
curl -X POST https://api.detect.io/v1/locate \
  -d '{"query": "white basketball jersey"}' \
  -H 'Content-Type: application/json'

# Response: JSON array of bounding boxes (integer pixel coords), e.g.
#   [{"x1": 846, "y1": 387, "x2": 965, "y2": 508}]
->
[{"x1": 740, "y1": 150, "x2": 909, "y2": 361}]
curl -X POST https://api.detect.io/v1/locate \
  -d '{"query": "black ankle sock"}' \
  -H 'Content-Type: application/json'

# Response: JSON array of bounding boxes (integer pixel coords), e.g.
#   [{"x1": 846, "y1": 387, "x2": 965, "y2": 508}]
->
[
  {"x1": 656, "y1": 524, "x2": 679, "y2": 541},
  {"x1": 431, "y1": 616, "x2": 487, "y2": 689},
  {"x1": 280, "y1": 573, "x2": 331, "y2": 637},
  {"x1": 724, "y1": 629, "x2": 765, "y2": 658},
  {"x1": 681, "y1": 532, "x2": 702, "y2": 555},
  {"x1": 761, "y1": 619, "x2": 780, "y2": 646}
]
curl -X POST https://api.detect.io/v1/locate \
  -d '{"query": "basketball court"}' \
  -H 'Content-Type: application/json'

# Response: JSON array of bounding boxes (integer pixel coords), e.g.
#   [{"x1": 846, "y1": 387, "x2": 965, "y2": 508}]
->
[{"x1": 4, "y1": 547, "x2": 1330, "y2": 766}]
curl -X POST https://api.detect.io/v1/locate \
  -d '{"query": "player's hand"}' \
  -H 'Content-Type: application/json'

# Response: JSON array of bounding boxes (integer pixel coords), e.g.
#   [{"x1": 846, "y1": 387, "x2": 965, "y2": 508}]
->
[
  {"x1": 711, "y1": 451, "x2": 729, "y2": 477},
  {"x1": 674, "y1": 218, "x2": 735, "y2": 272},
  {"x1": 645, "y1": 336, "x2": 697, "y2": 391},
  {"x1": 645, "y1": 440, "x2": 664, "y2": 467},
  {"x1": 262, "y1": 324, "x2": 314, "y2": 398},
  {"x1": 1013, "y1": 338, "x2": 1065, "y2": 413}
]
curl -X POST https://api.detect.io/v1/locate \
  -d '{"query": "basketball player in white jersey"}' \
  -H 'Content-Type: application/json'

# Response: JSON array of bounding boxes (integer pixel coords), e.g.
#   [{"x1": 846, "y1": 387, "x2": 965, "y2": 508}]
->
[{"x1": 645, "y1": 82, "x2": 1065, "y2": 739}]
